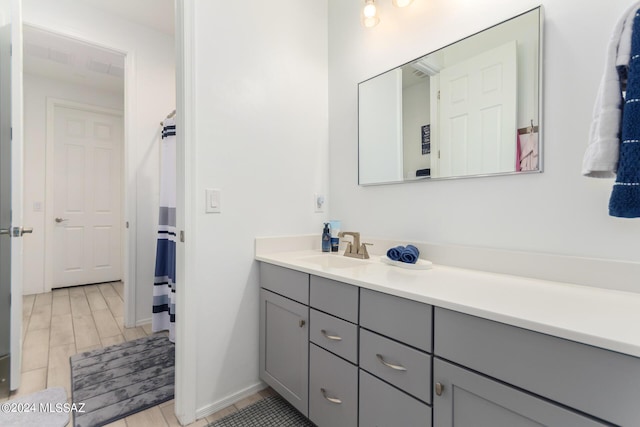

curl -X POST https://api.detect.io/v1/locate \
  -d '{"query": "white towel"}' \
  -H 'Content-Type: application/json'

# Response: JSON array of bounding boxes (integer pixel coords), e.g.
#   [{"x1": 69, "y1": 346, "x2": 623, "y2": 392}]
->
[{"x1": 582, "y1": 2, "x2": 640, "y2": 178}]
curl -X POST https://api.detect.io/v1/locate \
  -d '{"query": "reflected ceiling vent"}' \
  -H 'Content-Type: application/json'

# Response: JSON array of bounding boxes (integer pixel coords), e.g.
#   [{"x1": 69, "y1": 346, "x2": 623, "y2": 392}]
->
[
  {"x1": 87, "y1": 58, "x2": 110, "y2": 74},
  {"x1": 109, "y1": 66, "x2": 124, "y2": 78},
  {"x1": 412, "y1": 69, "x2": 428, "y2": 79},
  {"x1": 86, "y1": 59, "x2": 124, "y2": 78},
  {"x1": 411, "y1": 58, "x2": 442, "y2": 77}
]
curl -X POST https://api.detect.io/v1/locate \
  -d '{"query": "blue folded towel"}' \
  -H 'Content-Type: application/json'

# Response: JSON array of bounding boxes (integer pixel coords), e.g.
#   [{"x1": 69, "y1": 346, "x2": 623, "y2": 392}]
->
[
  {"x1": 386, "y1": 245, "x2": 420, "y2": 264},
  {"x1": 400, "y1": 245, "x2": 419, "y2": 264},
  {"x1": 386, "y1": 246, "x2": 404, "y2": 261}
]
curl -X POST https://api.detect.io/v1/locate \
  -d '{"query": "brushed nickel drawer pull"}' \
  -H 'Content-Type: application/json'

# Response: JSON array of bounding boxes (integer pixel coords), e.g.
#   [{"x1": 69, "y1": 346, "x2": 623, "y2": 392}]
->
[
  {"x1": 435, "y1": 382, "x2": 444, "y2": 396},
  {"x1": 299, "y1": 319, "x2": 306, "y2": 328},
  {"x1": 320, "y1": 388, "x2": 342, "y2": 404},
  {"x1": 376, "y1": 354, "x2": 407, "y2": 371},
  {"x1": 321, "y1": 329, "x2": 343, "y2": 341}
]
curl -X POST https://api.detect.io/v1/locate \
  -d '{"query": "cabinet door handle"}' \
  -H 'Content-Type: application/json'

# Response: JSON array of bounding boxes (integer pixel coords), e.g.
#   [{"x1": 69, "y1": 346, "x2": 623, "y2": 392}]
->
[
  {"x1": 320, "y1": 388, "x2": 342, "y2": 404},
  {"x1": 376, "y1": 354, "x2": 407, "y2": 371},
  {"x1": 320, "y1": 329, "x2": 342, "y2": 341},
  {"x1": 299, "y1": 319, "x2": 306, "y2": 328},
  {"x1": 435, "y1": 382, "x2": 444, "y2": 396}
]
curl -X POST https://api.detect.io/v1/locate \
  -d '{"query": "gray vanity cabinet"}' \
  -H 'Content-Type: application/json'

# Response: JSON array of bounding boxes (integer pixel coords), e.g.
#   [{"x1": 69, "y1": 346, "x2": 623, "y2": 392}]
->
[
  {"x1": 432, "y1": 358, "x2": 607, "y2": 427},
  {"x1": 259, "y1": 265, "x2": 310, "y2": 416},
  {"x1": 433, "y1": 307, "x2": 640, "y2": 426}
]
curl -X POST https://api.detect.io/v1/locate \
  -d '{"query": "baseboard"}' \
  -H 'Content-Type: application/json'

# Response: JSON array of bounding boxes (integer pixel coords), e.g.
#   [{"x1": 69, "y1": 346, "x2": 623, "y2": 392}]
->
[
  {"x1": 135, "y1": 317, "x2": 151, "y2": 327},
  {"x1": 195, "y1": 382, "x2": 267, "y2": 420}
]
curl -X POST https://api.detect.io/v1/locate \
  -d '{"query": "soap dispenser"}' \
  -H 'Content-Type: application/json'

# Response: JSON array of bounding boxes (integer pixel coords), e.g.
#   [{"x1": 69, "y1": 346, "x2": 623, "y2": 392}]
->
[{"x1": 322, "y1": 223, "x2": 331, "y2": 252}]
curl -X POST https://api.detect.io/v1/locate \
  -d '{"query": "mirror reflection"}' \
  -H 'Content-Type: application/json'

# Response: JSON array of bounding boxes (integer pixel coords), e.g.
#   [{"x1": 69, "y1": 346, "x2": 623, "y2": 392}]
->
[{"x1": 358, "y1": 7, "x2": 542, "y2": 185}]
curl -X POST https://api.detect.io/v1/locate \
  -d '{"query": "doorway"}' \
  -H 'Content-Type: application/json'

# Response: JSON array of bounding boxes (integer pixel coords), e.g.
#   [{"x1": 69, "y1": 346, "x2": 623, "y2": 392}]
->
[
  {"x1": 47, "y1": 102, "x2": 124, "y2": 289},
  {"x1": 22, "y1": 25, "x2": 127, "y2": 294}
]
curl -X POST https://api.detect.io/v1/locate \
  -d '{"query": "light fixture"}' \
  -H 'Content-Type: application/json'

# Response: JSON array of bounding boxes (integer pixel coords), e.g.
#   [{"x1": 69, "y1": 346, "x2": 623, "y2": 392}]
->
[
  {"x1": 362, "y1": 0, "x2": 380, "y2": 28},
  {"x1": 392, "y1": 0, "x2": 413, "y2": 7},
  {"x1": 362, "y1": 0, "x2": 414, "y2": 29}
]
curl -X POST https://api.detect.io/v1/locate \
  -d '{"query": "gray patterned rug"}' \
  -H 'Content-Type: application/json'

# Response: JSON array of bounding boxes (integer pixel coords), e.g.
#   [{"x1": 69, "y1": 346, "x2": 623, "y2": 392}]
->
[
  {"x1": 209, "y1": 395, "x2": 314, "y2": 427},
  {"x1": 70, "y1": 334, "x2": 174, "y2": 427}
]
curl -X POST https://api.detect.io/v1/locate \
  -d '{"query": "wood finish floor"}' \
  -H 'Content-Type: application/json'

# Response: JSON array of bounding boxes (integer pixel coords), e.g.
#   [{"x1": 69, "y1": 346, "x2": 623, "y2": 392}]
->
[{"x1": 6, "y1": 282, "x2": 272, "y2": 427}]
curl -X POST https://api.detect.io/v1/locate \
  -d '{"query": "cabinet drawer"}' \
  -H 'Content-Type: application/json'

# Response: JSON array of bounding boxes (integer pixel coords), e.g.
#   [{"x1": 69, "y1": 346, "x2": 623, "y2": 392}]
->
[
  {"x1": 360, "y1": 288, "x2": 432, "y2": 352},
  {"x1": 260, "y1": 263, "x2": 309, "y2": 304},
  {"x1": 434, "y1": 308, "x2": 640, "y2": 426},
  {"x1": 310, "y1": 275, "x2": 359, "y2": 323},
  {"x1": 433, "y1": 358, "x2": 608, "y2": 427},
  {"x1": 309, "y1": 344, "x2": 358, "y2": 427},
  {"x1": 359, "y1": 369, "x2": 432, "y2": 427},
  {"x1": 360, "y1": 328, "x2": 431, "y2": 403},
  {"x1": 310, "y1": 309, "x2": 358, "y2": 364}
]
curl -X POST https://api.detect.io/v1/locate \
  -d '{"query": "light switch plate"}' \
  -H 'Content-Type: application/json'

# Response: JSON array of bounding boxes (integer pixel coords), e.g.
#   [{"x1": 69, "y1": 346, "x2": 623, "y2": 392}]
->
[{"x1": 205, "y1": 188, "x2": 221, "y2": 213}]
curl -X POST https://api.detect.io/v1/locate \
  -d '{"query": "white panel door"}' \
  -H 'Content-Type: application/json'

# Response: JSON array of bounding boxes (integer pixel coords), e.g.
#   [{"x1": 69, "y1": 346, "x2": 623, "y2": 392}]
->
[
  {"x1": 53, "y1": 106, "x2": 123, "y2": 287},
  {"x1": 438, "y1": 41, "x2": 517, "y2": 177}
]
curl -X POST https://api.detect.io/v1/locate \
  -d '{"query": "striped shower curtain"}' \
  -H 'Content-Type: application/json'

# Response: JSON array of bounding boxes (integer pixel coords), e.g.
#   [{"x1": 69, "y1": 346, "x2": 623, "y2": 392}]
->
[{"x1": 152, "y1": 117, "x2": 176, "y2": 342}]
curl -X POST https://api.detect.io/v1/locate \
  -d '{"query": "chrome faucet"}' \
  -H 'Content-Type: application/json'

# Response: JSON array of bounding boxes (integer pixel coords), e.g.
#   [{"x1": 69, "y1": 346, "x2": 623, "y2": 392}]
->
[{"x1": 338, "y1": 231, "x2": 372, "y2": 259}]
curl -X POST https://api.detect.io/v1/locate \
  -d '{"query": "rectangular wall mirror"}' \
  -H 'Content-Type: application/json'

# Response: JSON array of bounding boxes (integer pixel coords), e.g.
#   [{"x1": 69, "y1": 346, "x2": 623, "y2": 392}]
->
[{"x1": 358, "y1": 7, "x2": 543, "y2": 185}]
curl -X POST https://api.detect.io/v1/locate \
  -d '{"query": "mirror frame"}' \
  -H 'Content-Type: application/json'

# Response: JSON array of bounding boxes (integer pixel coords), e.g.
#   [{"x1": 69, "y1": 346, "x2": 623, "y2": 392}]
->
[{"x1": 358, "y1": 6, "x2": 544, "y2": 186}]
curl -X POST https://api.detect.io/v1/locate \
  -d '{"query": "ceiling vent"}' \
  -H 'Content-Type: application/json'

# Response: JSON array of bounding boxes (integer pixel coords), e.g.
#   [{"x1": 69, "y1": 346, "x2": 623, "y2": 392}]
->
[
  {"x1": 86, "y1": 58, "x2": 111, "y2": 74},
  {"x1": 109, "y1": 66, "x2": 125, "y2": 78},
  {"x1": 411, "y1": 57, "x2": 442, "y2": 77},
  {"x1": 48, "y1": 49, "x2": 73, "y2": 65}
]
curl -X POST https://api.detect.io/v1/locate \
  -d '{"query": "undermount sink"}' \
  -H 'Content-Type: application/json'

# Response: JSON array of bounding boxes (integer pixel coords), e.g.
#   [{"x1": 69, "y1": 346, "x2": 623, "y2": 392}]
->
[{"x1": 298, "y1": 254, "x2": 371, "y2": 269}]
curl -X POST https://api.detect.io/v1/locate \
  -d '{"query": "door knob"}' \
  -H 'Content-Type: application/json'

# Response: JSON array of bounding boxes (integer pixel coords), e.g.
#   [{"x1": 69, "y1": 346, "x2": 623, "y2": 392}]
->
[
  {"x1": 55, "y1": 217, "x2": 68, "y2": 223},
  {"x1": 7, "y1": 227, "x2": 34, "y2": 237}
]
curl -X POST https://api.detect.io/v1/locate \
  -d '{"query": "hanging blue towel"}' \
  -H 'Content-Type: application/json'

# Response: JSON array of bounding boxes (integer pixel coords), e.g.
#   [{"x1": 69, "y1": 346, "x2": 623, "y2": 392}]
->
[
  {"x1": 610, "y1": 10, "x2": 640, "y2": 217},
  {"x1": 386, "y1": 246, "x2": 404, "y2": 261},
  {"x1": 400, "y1": 245, "x2": 419, "y2": 264}
]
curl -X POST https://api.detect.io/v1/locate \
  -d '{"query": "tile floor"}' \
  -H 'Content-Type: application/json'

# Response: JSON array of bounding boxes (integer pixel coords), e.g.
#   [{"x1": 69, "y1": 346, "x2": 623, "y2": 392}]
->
[{"x1": 8, "y1": 282, "x2": 272, "y2": 427}]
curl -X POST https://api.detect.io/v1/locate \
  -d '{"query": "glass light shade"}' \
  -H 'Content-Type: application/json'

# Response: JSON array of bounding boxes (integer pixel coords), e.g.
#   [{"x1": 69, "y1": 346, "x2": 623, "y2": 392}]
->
[
  {"x1": 362, "y1": 15, "x2": 380, "y2": 28},
  {"x1": 363, "y1": 3, "x2": 377, "y2": 18},
  {"x1": 392, "y1": 0, "x2": 413, "y2": 7}
]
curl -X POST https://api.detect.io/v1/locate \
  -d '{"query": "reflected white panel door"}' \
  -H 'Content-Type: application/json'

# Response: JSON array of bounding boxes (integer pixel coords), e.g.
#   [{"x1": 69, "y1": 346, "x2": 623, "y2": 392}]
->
[
  {"x1": 53, "y1": 106, "x2": 123, "y2": 287},
  {"x1": 438, "y1": 41, "x2": 517, "y2": 177}
]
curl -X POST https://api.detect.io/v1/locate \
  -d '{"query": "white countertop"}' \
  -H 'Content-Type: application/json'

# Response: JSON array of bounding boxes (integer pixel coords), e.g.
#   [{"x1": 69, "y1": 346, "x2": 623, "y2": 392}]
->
[{"x1": 256, "y1": 249, "x2": 640, "y2": 359}]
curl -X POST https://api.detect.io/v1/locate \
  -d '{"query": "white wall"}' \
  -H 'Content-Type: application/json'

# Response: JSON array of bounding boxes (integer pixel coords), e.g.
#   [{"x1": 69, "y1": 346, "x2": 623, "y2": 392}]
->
[
  {"x1": 0, "y1": 0, "x2": 8, "y2": 25},
  {"x1": 22, "y1": 0, "x2": 175, "y2": 324},
  {"x1": 22, "y1": 73, "x2": 123, "y2": 295},
  {"x1": 185, "y1": 0, "x2": 328, "y2": 414},
  {"x1": 328, "y1": 0, "x2": 640, "y2": 263}
]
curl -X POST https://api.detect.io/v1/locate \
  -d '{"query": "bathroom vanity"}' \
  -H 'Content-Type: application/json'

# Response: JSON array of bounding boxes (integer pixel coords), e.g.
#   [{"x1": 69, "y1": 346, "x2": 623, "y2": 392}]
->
[{"x1": 257, "y1": 238, "x2": 640, "y2": 427}]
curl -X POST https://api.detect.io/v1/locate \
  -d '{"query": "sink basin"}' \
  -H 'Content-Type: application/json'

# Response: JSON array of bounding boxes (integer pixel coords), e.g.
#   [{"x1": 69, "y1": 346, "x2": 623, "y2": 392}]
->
[{"x1": 298, "y1": 255, "x2": 370, "y2": 269}]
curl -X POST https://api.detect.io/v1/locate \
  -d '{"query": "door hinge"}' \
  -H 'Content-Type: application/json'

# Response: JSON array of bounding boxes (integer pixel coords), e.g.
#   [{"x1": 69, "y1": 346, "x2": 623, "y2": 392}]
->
[
  {"x1": 125, "y1": 221, "x2": 129, "y2": 229},
  {"x1": 437, "y1": 90, "x2": 440, "y2": 100},
  {"x1": 180, "y1": 230, "x2": 185, "y2": 242},
  {"x1": 438, "y1": 150, "x2": 441, "y2": 159}
]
